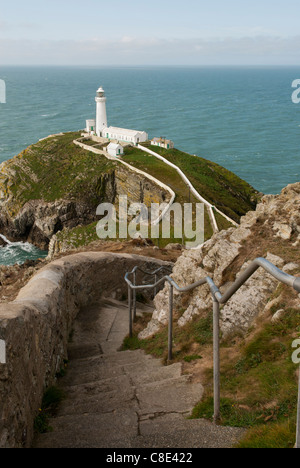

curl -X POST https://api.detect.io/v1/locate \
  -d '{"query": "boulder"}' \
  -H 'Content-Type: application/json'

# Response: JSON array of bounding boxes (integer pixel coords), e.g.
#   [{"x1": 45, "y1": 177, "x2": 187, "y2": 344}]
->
[{"x1": 164, "y1": 243, "x2": 183, "y2": 251}]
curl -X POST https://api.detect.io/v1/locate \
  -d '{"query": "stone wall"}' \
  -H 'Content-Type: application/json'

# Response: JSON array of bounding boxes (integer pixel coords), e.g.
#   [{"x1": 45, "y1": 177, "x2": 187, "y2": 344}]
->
[{"x1": 0, "y1": 252, "x2": 171, "y2": 448}]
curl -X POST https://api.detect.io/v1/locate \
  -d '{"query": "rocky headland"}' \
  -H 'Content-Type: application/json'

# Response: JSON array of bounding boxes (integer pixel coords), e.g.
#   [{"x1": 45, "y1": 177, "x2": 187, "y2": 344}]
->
[
  {"x1": 140, "y1": 183, "x2": 300, "y2": 340},
  {"x1": 0, "y1": 132, "x2": 259, "y2": 256},
  {"x1": 0, "y1": 132, "x2": 299, "y2": 448},
  {"x1": 0, "y1": 132, "x2": 171, "y2": 251}
]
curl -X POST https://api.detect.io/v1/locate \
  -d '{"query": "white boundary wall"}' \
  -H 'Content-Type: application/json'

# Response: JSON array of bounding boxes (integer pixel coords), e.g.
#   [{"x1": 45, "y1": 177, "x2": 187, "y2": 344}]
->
[
  {"x1": 73, "y1": 139, "x2": 176, "y2": 227},
  {"x1": 138, "y1": 145, "x2": 239, "y2": 230}
]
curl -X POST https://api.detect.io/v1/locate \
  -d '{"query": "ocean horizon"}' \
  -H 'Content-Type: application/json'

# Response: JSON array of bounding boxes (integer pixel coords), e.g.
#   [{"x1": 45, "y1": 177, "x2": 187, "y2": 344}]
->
[{"x1": 0, "y1": 65, "x2": 300, "y2": 264}]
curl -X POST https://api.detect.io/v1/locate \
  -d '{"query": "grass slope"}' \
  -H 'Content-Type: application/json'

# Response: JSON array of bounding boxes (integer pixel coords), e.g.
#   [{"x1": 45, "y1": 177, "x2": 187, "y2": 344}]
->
[
  {"x1": 5, "y1": 132, "x2": 115, "y2": 211},
  {"x1": 127, "y1": 144, "x2": 260, "y2": 223},
  {"x1": 1, "y1": 134, "x2": 259, "y2": 249}
]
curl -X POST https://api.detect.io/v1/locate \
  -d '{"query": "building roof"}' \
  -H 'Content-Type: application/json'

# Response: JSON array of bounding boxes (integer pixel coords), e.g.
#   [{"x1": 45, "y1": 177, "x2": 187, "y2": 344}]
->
[
  {"x1": 107, "y1": 143, "x2": 123, "y2": 150},
  {"x1": 104, "y1": 126, "x2": 146, "y2": 137},
  {"x1": 151, "y1": 137, "x2": 173, "y2": 144}
]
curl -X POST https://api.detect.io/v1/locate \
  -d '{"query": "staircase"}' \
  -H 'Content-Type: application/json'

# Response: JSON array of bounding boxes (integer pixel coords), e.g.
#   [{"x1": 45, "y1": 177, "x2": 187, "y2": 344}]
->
[{"x1": 33, "y1": 299, "x2": 245, "y2": 448}]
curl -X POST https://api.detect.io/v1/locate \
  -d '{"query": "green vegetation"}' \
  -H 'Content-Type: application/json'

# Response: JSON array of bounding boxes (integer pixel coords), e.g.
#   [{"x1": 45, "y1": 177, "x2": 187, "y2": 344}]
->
[
  {"x1": 236, "y1": 421, "x2": 296, "y2": 449},
  {"x1": 190, "y1": 306, "x2": 300, "y2": 448},
  {"x1": 55, "y1": 360, "x2": 69, "y2": 379},
  {"x1": 122, "y1": 146, "x2": 215, "y2": 242},
  {"x1": 122, "y1": 309, "x2": 213, "y2": 364},
  {"x1": 184, "y1": 355, "x2": 203, "y2": 363},
  {"x1": 7, "y1": 132, "x2": 115, "y2": 210},
  {"x1": 123, "y1": 292, "x2": 300, "y2": 448},
  {"x1": 55, "y1": 222, "x2": 99, "y2": 249},
  {"x1": 213, "y1": 209, "x2": 234, "y2": 231},
  {"x1": 34, "y1": 386, "x2": 65, "y2": 434},
  {"x1": 2, "y1": 133, "x2": 259, "y2": 250},
  {"x1": 137, "y1": 143, "x2": 260, "y2": 222}
]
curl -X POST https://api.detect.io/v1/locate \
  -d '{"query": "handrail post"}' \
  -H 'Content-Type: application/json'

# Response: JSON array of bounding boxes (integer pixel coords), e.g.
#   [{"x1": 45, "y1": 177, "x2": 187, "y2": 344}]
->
[
  {"x1": 128, "y1": 285, "x2": 133, "y2": 338},
  {"x1": 296, "y1": 366, "x2": 300, "y2": 448},
  {"x1": 125, "y1": 258, "x2": 300, "y2": 437},
  {"x1": 213, "y1": 297, "x2": 221, "y2": 424},
  {"x1": 133, "y1": 271, "x2": 137, "y2": 321},
  {"x1": 168, "y1": 284, "x2": 174, "y2": 362}
]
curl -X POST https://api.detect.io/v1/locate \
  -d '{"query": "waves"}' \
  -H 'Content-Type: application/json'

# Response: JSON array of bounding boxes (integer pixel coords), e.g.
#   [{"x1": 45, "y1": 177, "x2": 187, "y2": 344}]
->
[
  {"x1": 0, "y1": 235, "x2": 47, "y2": 266},
  {"x1": 41, "y1": 113, "x2": 59, "y2": 119}
]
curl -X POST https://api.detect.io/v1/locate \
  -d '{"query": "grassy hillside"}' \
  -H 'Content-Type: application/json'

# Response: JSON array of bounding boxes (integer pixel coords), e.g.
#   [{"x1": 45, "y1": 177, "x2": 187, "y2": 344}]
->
[
  {"x1": 2, "y1": 132, "x2": 116, "y2": 212},
  {"x1": 0, "y1": 133, "x2": 260, "y2": 251},
  {"x1": 125, "y1": 144, "x2": 260, "y2": 223}
]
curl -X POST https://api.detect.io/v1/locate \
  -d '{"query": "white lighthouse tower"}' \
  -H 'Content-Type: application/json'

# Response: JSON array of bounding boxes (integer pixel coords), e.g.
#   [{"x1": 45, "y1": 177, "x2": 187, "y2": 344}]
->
[
  {"x1": 85, "y1": 87, "x2": 148, "y2": 146},
  {"x1": 95, "y1": 86, "x2": 108, "y2": 137}
]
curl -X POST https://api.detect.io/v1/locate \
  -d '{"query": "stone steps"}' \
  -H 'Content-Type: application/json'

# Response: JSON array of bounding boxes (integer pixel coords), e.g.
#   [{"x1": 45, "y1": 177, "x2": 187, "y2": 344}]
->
[{"x1": 33, "y1": 300, "x2": 245, "y2": 448}]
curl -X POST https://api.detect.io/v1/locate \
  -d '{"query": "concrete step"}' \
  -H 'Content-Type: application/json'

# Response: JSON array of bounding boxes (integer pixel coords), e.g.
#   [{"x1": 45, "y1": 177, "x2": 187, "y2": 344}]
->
[
  {"x1": 136, "y1": 376, "x2": 204, "y2": 416},
  {"x1": 33, "y1": 413, "x2": 246, "y2": 449},
  {"x1": 66, "y1": 349, "x2": 155, "y2": 369},
  {"x1": 34, "y1": 410, "x2": 138, "y2": 449},
  {"x1": 32, "y1": 299, "x2": 245, "y2": 449},
  {"x1": 67, "y1": 342, "x2": 103, "y2": 360},
  {"x1": 61, "y1": 360, "x2": 127, "y2": 386},
  {"x1": 134, "y1": 414, "x2": 246, "y2": 449},
  {"x1": 63, "y1": 351, "x2": 163, "y2": 386},
  {"x1": 123, "y1": 361, "x2": 182, "y2": 386}
]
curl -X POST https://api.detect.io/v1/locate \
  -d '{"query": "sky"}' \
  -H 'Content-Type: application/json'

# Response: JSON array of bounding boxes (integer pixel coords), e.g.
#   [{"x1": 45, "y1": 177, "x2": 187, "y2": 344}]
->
[{"x1": 1, "y1": 0, "x2": 300, "y2": 65}]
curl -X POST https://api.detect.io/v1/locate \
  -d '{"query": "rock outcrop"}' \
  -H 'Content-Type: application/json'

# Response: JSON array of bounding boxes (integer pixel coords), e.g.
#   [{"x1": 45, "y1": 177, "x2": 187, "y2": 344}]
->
[
  {"x1": 0, "y1": 237, "x2": 8, "y2": 248},
  {"x1": 0, "y1": 133, "x2": 170, "y2": 250},
  {"x1": 139, "y1": 183, "x2": 300, "y2": 340}
]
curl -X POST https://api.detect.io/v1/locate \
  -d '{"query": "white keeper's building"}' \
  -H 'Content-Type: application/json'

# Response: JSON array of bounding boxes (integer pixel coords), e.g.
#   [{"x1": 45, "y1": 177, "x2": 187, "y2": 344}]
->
[
  {"x1": 85, "y1": 87, "x2": 148, "y2": 146},
  {"x1": 107, "y1": 142, "x2": 124, "y2": 157}
]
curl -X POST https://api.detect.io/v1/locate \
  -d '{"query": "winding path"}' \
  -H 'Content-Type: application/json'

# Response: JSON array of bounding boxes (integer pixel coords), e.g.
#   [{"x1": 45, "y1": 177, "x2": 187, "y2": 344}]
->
[
  {"x1": 74, "y1": 136, "x2": 239, "y2": 236},
  {"x1": 138, "y1": 145, "x2": 239, "y2": 231}
]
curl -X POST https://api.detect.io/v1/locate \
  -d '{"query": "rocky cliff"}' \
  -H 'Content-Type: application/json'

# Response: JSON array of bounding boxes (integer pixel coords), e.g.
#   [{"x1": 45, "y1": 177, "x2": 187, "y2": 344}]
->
[
  {"x1": 0, "y1": 131, "x2": 260, "y2": 255},
  {"x1": 140, "y1": 183, "x2": 300, "y2": 339},
  {"x1": 0, "y1": 132, "x2": 170, "y2": 250}
]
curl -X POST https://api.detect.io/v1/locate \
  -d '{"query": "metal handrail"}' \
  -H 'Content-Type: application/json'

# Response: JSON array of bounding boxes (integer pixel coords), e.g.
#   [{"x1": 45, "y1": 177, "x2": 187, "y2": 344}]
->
[
  {"x1": 125, "y1": 257, "x2": 300, "y2": 447},
  {"x1": 126, "y1": 265, "x2": 173, "y2": 323}
]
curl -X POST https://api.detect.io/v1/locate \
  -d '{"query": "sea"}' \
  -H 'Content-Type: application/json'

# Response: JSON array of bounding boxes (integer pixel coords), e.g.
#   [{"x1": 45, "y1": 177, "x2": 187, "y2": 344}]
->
[{"x1": 0, "y1": 65, "x2": 300, "y2": 265}]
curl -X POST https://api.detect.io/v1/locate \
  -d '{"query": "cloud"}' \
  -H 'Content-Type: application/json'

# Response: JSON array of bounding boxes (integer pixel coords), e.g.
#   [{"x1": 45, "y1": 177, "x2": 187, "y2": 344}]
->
[
  {"x1": 0, "y1": 19, "x2": 39, "y2": 34},
  {"x1": 120, "y1": 36, "x2": 135, "y2": 44},
  {"x1": 1, "y1": 35, "x2": 300, "y2": 65},
  {"x1": 0, "y1": 20, "x2": 10, "y2": 31}
]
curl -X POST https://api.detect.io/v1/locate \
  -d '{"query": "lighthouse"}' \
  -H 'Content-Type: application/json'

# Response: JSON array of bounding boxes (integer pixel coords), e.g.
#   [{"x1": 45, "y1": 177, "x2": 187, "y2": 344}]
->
[
  {"x1": 85, "y1": 87, "x2": 148, "y2": 145},
  {"x1": 95, "y1": 86, "x2": 108, "y2": 137}
]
